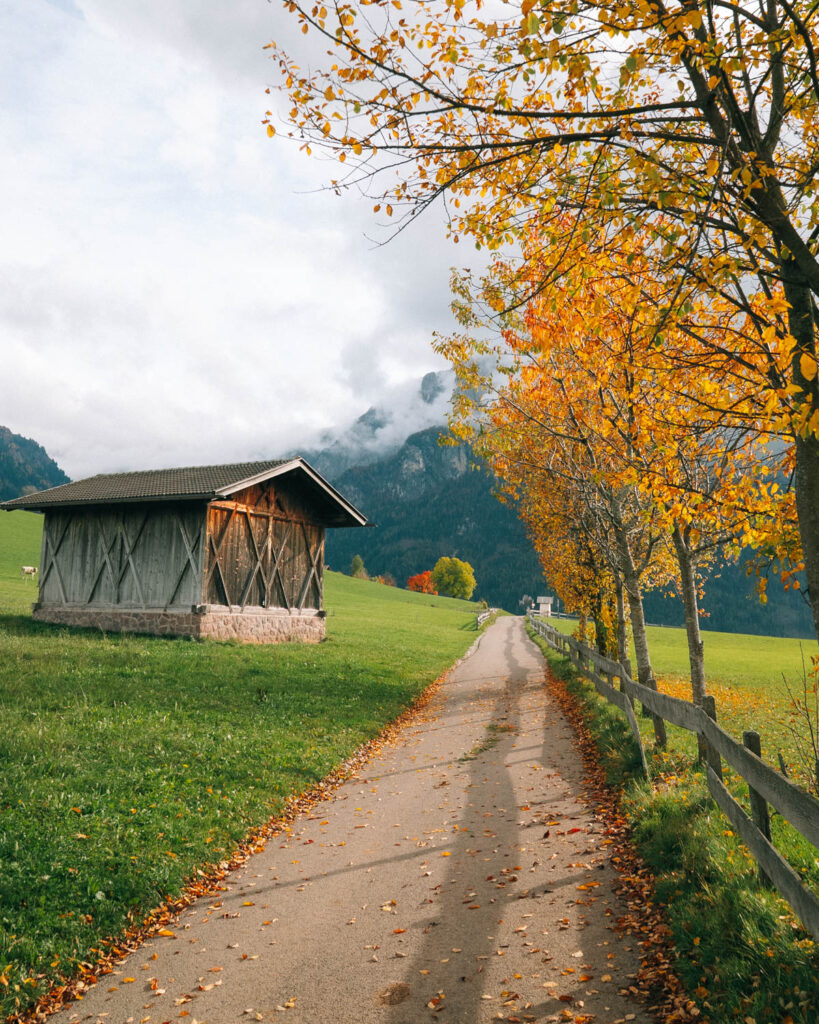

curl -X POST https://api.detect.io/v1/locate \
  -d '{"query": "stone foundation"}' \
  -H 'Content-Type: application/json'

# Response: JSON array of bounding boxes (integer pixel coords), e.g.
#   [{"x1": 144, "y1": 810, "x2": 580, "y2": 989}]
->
[{"x1": 31, "y1": 604, "x2": 326, "y2": 643}]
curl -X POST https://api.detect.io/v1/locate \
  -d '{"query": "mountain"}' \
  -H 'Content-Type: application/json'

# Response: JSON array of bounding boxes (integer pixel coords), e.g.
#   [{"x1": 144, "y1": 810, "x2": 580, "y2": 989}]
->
[
  {"x1": 300, "y1": 370, "x2": 455, "y2": 479},
  {"x1": 0, "y1": 426, "x2": 69, "y2": 502},
  {"x1": 324, "y1": 426, "x2": 546, "y2": 612},
  {"x1": 324, "y1": 425, "x2": 816, "y2": 637}
]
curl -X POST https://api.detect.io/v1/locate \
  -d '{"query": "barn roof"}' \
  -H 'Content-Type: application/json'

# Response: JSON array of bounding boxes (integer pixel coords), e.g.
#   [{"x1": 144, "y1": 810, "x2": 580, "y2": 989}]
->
[{"x1": 0, "y1": 459, "x2": 368, "y2": 528}]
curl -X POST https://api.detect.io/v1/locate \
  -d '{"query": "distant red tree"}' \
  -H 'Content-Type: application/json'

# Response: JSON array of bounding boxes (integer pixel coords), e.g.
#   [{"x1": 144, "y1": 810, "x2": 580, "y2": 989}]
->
[{"x1": 406, "y1": 570, "x2": 437, "y2": 594}]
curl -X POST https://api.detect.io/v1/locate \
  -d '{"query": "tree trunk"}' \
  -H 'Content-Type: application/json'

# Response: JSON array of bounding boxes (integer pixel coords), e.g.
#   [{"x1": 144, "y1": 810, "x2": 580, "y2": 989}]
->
[
  {"x1": 782, "y1": 267, "x2": 819, "y2": 642},
  {"x1": 614, "y1": 574, "x2": 632, "y2": 684},
  {"x1": 591, "y1": 586, "x2": 611, "y2": 658},
  {"x1": 671, "y1": 526, "x2": 707, "y2": 706},
  {"x1": 615, "y1": 525, "x2": 667, "y2": 748},
  {"x1": 794, "y1": 433, "x2": 819, "y2": 641},
  {"x1": 671, "y1": 525, "x2": 709, "y2": 764}
]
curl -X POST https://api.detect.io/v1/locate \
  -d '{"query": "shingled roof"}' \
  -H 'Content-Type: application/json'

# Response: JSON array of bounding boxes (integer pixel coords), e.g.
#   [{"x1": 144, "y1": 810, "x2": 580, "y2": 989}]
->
[{"x1": 0, "y1": 459, "x2": 368, "y2": 526}]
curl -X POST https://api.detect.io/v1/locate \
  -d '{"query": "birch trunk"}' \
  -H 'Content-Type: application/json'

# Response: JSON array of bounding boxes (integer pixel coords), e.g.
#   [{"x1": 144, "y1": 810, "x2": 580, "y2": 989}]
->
[
  {"x1": 615, "y1": 525, "x2": 667, "y2": 748},
  {"x1": 614, "y1": 574, "x2": 633, "y2": 692},
  {"x1": 670, "y1": 526, "x2": 707, "y2": 706}
]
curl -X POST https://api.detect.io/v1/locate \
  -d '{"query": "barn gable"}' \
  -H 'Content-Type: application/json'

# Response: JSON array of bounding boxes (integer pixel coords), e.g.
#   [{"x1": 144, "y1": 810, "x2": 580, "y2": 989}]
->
[{"x1": 1, "y1": 459, "x2": 367, "y2": 643}]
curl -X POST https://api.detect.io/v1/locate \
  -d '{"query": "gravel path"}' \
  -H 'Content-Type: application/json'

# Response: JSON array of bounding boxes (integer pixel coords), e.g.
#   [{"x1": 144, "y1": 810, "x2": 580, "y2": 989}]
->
[{"x1": 55, "y1": 616, "x2": 655, "y2": 1024}]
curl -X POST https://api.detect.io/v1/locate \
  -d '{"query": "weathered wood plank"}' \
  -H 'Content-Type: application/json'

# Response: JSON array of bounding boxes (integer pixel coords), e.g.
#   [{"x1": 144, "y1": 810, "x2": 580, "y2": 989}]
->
[
  {"x1": 707, "y1": 766, "x2": 819, "y2": 940},
  {"x1": 622, "y1": 677, "x2": 703, "y2": 732},
  {"x1": 701, "y1": 716, "x2": 819, "y2": 849}
]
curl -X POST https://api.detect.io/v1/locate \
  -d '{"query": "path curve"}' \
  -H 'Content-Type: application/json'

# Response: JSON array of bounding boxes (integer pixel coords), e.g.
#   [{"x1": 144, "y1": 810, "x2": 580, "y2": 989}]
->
[{"x1": 53, "y1": 617, "x2": 654, "y2": 1024}]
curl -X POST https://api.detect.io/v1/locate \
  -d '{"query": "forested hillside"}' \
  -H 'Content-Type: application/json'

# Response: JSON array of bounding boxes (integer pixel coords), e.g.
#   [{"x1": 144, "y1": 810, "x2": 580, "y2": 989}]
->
[
  {"x1": 326, "y1": 426, "x2": 815, "y2": 637},
  {"x1": 0, "y1": 425, "x2": 69, "y2": 502},
  {"x1": 325, "y1": 427, "x2": 545, "y2": 612}
]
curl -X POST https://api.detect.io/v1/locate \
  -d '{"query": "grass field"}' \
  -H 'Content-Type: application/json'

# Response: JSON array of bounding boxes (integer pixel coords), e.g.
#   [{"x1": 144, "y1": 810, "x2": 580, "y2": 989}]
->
[
  {"x1": 0, "y1": 511, "x2": 479, "y2": 1018},
  {"x1": 551, "y1": 615, "x2": 819, "y2": 790},
  {"x1": 535, "y1": 618, "x2": 819, "y2": 1023}
]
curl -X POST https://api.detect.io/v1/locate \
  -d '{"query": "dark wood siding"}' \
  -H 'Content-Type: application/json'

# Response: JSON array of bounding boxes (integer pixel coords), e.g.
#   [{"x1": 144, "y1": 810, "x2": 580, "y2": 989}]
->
[{"x1": 204, "y1": 478, "x2": 324, "y2": 610}]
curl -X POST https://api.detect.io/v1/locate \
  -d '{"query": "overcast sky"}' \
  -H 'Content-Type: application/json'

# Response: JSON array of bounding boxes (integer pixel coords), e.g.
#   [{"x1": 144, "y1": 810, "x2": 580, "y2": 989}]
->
[{"x1": 1, "y1": 0, "x2": 468, "y2": 480}]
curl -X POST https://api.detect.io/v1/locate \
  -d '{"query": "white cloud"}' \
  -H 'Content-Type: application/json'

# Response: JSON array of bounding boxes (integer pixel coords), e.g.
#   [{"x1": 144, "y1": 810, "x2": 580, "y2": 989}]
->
[{"x1": 0, "y1": 0, "x2": 468, "y2": 480}]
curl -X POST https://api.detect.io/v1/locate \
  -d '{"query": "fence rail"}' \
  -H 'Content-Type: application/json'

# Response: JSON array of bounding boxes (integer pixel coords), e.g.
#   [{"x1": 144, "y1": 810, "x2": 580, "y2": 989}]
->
[
  {"x1": 477, "y1": 607, "x2": 498, "y2": 628},
  {"x1": 527, "y1": 611, "x2": 819, "y2": 940}
]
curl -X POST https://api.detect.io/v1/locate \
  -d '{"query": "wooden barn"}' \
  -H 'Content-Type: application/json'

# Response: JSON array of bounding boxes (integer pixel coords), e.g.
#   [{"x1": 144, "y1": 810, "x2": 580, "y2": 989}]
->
[{"x1": 1, "y1": 459, "x2": 368, "y2": 642}]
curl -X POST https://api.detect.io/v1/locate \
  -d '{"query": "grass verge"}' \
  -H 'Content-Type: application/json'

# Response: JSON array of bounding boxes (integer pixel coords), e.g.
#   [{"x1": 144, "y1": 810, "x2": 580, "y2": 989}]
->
[
  {"x1": 528, "y1": 625, "x2": 819, "y2": 1024},
  {"x1": 0, "y1": 512, "x2": 479, "y2": 1019}
]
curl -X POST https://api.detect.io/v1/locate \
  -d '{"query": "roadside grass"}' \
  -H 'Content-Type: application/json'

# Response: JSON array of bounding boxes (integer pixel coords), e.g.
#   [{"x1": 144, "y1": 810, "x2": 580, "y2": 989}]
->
[
  {"x1": 0, "y1": 511, "x2": 478, "y2": 1018},
  {"x1": 530, "y1": 627, "x2": 819, "y2": 1023}
]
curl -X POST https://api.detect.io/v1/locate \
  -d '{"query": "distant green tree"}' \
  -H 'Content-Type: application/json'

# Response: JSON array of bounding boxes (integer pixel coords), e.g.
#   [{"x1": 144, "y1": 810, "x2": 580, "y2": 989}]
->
[
  {"x1": 350, "y1": 554, "x2": 368, "y2": 579},
  {"x1": 431, "y1": 557, "x2": 476, "y2": 600}
]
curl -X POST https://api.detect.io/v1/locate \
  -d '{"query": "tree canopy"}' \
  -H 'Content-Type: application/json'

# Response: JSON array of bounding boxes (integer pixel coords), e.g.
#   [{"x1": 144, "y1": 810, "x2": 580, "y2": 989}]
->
[
  {"x1": 431, "y1": 556, "x2": 477, "y2": 599},
  {"x1": 270, "y1": 0, "x2": 819, "y2": 641}
]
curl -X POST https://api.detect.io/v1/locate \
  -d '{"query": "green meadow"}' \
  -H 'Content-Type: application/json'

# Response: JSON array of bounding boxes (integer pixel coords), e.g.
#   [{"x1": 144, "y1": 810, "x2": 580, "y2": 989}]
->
[{"x1": 0, "y1": 511, "x2": 478, "y2": 1018}]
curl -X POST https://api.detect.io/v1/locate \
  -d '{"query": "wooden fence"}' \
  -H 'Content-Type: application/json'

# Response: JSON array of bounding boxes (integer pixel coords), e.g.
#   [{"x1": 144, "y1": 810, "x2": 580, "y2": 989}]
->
[
  {"x1": 527, "y1": 611, "x2": 819, "y2": 941},
  {"x1": 477, "y1": 607, "x2": 498, "y2": 628}
]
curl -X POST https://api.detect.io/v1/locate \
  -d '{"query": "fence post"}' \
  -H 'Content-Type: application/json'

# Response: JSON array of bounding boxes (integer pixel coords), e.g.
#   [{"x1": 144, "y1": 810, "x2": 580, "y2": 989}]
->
[
  {"x1": 743, "y1": 730, "x2": 773, "y2": 888},
  {"x1": 703, "y1": 694, "x2": 723, "y2": 783}
]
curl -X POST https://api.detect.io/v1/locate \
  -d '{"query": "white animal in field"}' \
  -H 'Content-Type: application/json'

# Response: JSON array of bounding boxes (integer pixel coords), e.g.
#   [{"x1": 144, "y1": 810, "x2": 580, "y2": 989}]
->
[{"x1": 20, "y1": 565, "x2": 38, "y2": 579}]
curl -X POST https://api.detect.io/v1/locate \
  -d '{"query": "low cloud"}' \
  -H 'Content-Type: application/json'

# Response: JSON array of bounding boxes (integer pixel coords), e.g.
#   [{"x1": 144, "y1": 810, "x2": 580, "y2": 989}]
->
[{"x1": 2, "y1": 1, "x2": 467, "y2": 480}]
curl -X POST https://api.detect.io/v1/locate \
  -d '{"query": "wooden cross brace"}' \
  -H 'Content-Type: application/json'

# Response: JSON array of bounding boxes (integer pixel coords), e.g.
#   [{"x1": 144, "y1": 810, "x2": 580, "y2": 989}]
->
[
  {"x1": 165, "y1": 513, "x2": 203, "y2": 609},
  {"x1": 295, "y1": 523, "x2": 323, "y2": 610},
  {"x1": 40, "y1": 515, "x2": 71, "y2": 604}
]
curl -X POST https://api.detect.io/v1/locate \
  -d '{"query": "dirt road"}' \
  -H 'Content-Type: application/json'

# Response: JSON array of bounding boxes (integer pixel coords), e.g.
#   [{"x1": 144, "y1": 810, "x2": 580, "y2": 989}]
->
[{"x1": 54, "y1": 616, "x2": 654, "y2": 1024}]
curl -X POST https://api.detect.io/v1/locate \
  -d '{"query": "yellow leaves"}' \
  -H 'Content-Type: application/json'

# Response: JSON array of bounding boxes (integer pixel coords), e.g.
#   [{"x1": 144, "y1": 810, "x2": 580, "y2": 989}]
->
[
  {"x1": 522, "y1": 12, "x2": 540, "y2": 36},
  {"x1": 266, "y1": 124, "x2": 276, "y2": 138},
  {"x1": 799, "y1": 352, "x2": 818, "y2": 382}
]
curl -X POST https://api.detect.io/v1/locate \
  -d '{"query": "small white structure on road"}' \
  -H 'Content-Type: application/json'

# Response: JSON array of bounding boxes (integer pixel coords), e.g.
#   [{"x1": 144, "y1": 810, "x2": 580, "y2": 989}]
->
[{"x1": 537, "y1": 595, "x2": 553, "y2": 617}]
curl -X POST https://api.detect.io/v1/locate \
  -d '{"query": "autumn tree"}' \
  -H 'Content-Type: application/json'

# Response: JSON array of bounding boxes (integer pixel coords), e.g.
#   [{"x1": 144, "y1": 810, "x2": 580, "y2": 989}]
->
[
  {"x1": 270, "y1": 0, "x2": 819, "y2": 641},
  {"x1": 441, "y1": 219, "x2": 794, "y2": 715},
  {"x1": 407, "y1": 569, "x2": 438, "y2": 593},
  {"x1": 431, "y1": 556, "x2": 477, "y2": 599}
]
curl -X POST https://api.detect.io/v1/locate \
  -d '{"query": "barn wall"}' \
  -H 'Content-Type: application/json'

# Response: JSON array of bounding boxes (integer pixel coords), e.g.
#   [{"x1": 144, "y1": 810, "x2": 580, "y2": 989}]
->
[
  {"x1": 205, "y1": 477, "x2": 324, "y2": 611},
  {"x1": 38, "y1": 503, "x2": 205, "y2": 609}
]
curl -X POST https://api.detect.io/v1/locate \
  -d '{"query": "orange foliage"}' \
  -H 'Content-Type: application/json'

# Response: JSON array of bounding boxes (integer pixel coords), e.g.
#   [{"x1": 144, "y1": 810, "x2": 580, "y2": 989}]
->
[{"x1": 406, "y1": 570, "x2": 437, "y2": 594}]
